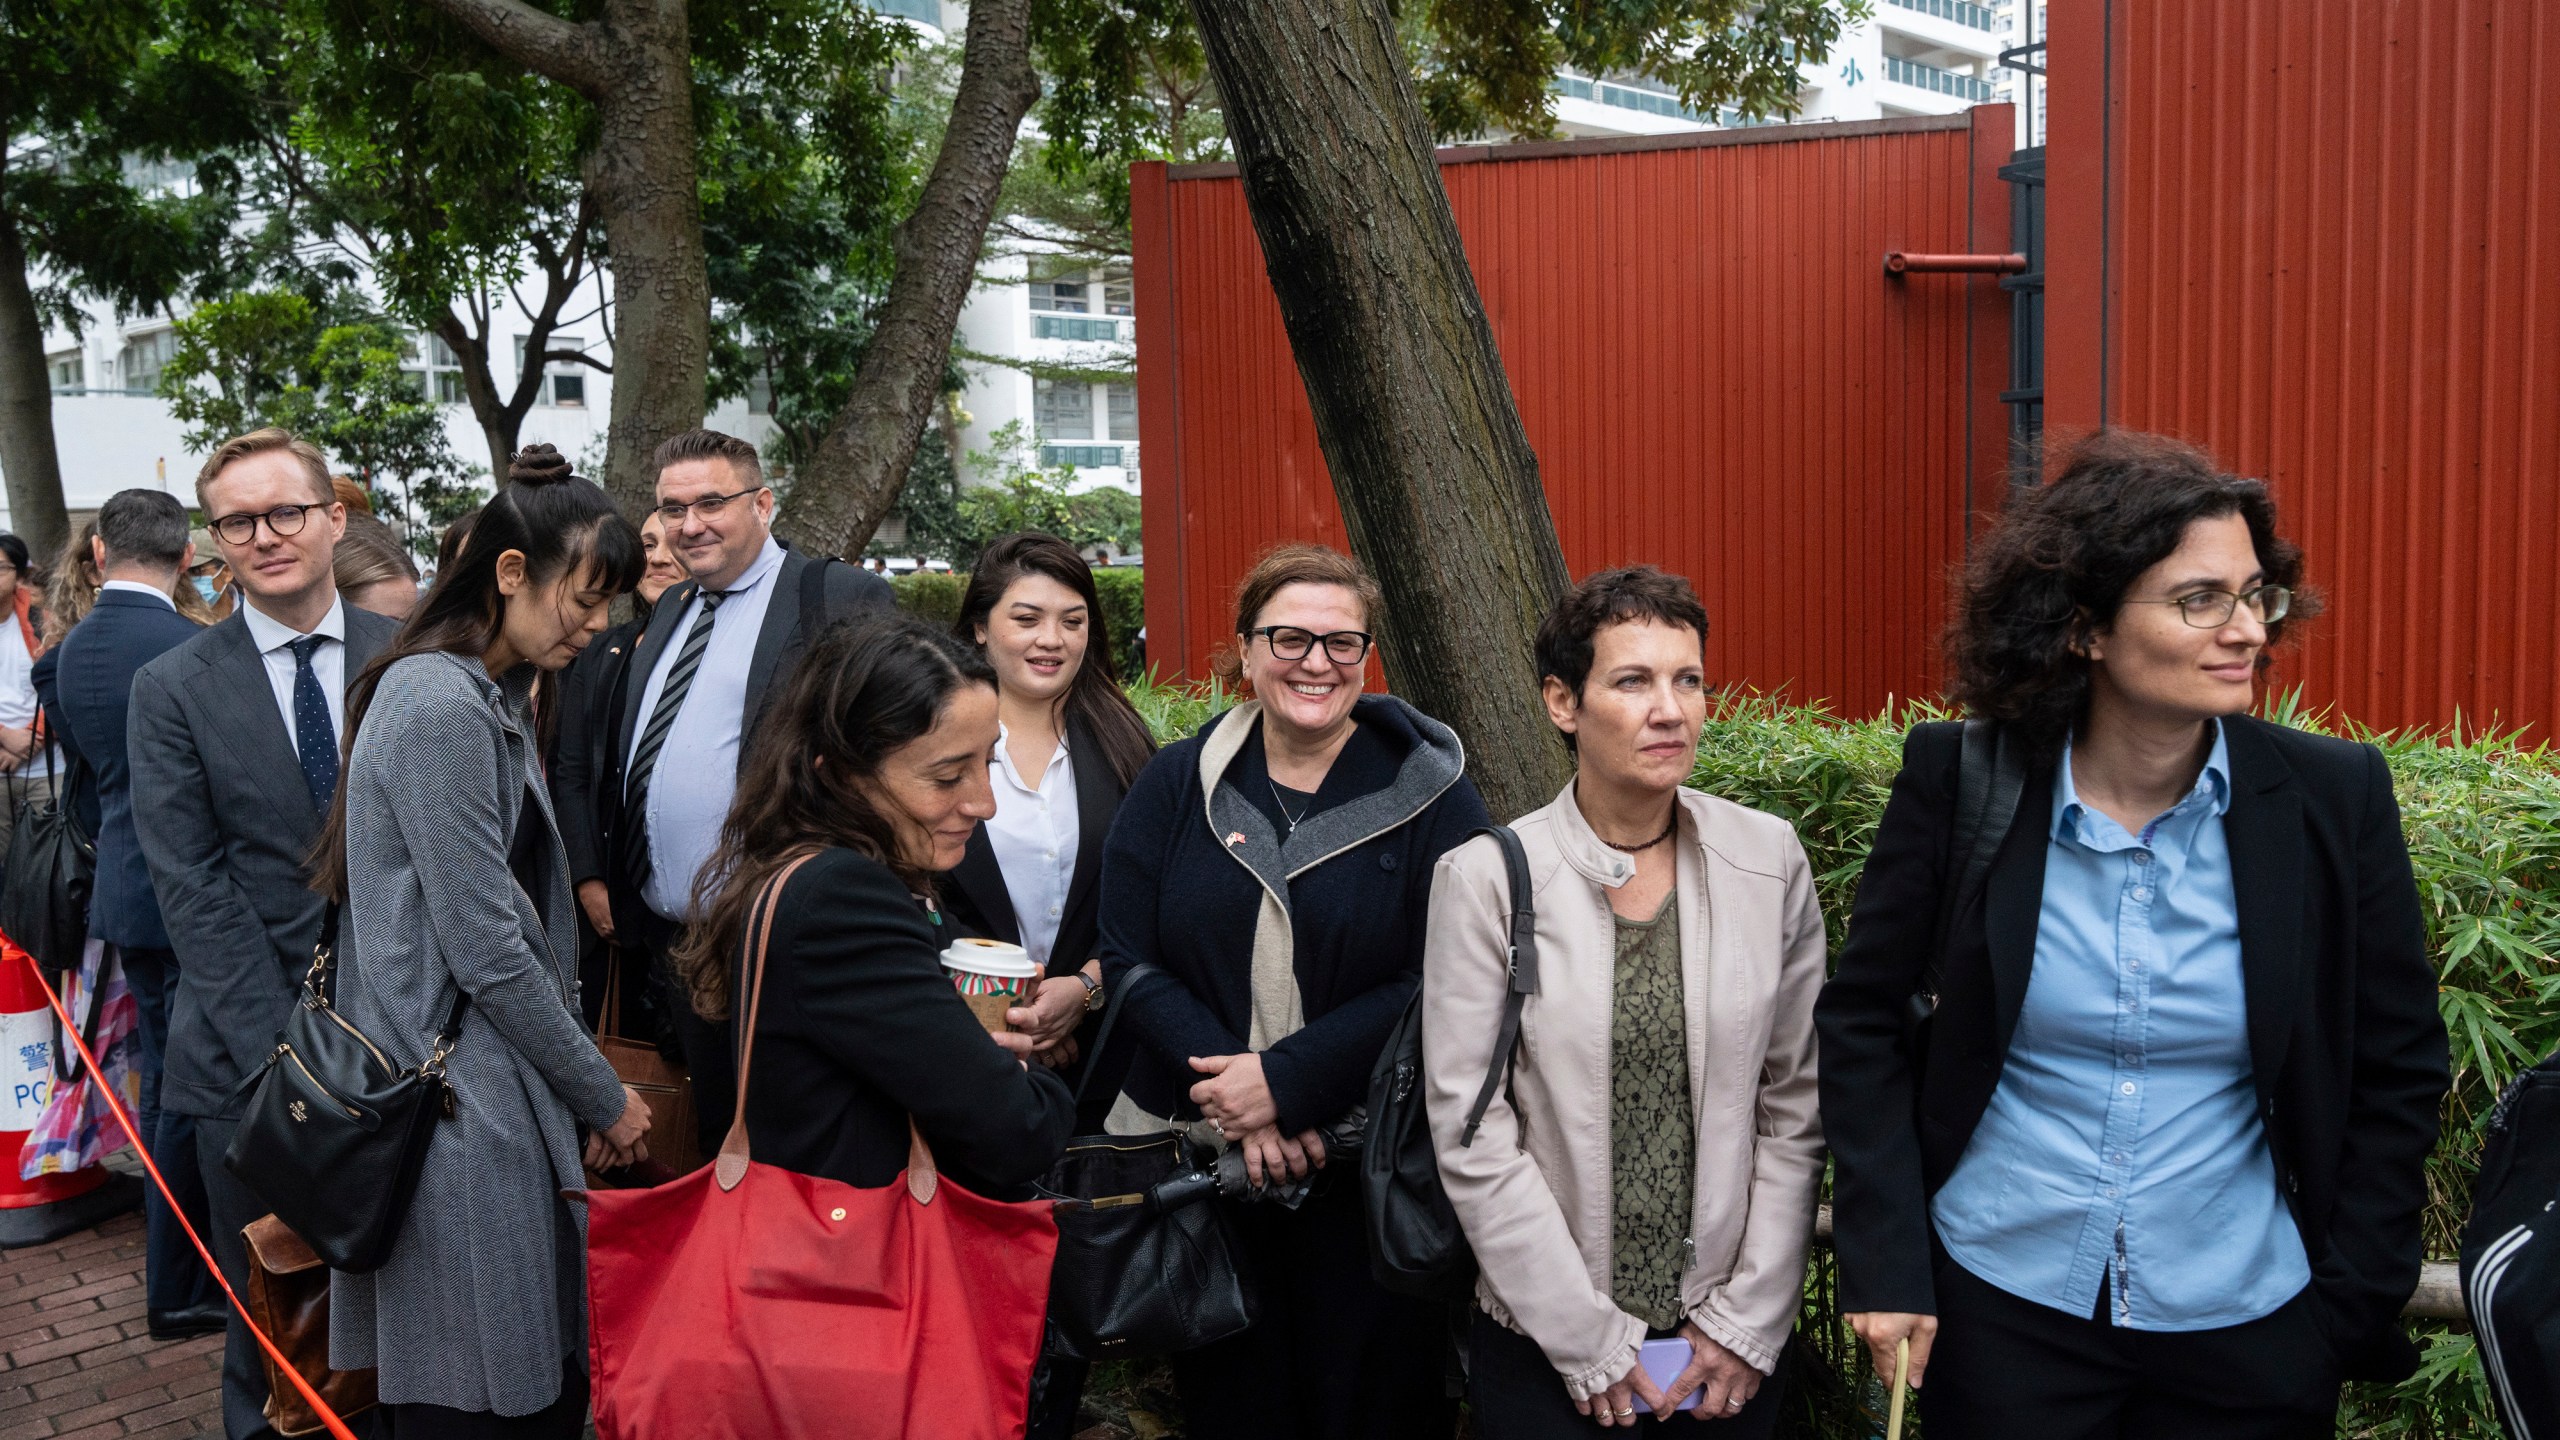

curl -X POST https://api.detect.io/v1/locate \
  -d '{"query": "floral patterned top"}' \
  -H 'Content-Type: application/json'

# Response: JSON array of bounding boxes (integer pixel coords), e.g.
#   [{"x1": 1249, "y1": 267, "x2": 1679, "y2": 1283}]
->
[{"x1": 1609, "y1": 895, "x2": 1695, "y2": 1330}]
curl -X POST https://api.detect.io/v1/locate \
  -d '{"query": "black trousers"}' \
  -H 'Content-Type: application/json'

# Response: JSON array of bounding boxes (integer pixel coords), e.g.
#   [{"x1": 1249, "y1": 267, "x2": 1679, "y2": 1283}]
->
[
  {"x1": 193, "y1": 1115, "x2": 281, "y2": 1440},
  {"x1": 1170, "y1": 1178, "x2": 1456, "y2": 1440},
  {"x1": 378, "y1": 1360, "x2": 586, "y2": 1439},
  {"x1": 119, "y1": 946, "x2": 218, "y2": 1315},
  {"x1": 651, "y1": 944, "x2": 734, "y2": 1159},
  {"x1": 1465, "y1": 1309, "x2": 1785, "y2": 1439},
  {"x1": 1921, "y1": 1257, "x2": 2343, "y2": 1440}
]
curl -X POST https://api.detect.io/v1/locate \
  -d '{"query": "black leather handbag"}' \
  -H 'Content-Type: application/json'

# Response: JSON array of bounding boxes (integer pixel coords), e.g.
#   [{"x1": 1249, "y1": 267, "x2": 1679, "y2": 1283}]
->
[
  {"x1": 1362, "y1": 824, "x2": 1535, "y2": 1302},
  {"x1": 0, "y1": 745, "x2": 95, "y2": 973},
  {"x1": 1038, "y1": 964, "x2": 1257, "y2": 1359},
  {"x1": 224, "y1": 904, "x2": 466, "y2": 1274}
]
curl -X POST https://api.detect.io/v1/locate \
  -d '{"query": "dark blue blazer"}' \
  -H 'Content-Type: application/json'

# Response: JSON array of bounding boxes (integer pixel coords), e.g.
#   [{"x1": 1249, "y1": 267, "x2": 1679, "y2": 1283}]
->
[
  {"x1": 53, "y1": 589, "x2": 204, "y2": 951},
  {"x1": 29, "y1": 648, "x2": 99, "y2": 838}
]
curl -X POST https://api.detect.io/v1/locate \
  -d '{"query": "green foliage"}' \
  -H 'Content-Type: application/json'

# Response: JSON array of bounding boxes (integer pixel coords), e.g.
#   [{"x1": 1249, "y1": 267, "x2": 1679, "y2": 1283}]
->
[
  {"x1": 888, "y1": 570, "x2": 968, "y2": 630},
  {"x1": 951, "y1": 421, "x2": 1141, "y2": 566},
  {"x1": 1124, "y1": 672, "x2": 1233, "y2": 747},
  {"x1": 158, "y1": 288, "x2": 483, "y2": 545},
  {"x1": 1092, "y1": 565, "x2": 1147, "y2": 683}
]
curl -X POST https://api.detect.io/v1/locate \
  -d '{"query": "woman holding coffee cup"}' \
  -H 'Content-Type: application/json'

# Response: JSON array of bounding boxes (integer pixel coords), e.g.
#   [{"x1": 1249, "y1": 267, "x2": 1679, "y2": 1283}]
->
[
  {"x1": 1096, "y1": 543, "x2": 1490, "y2": 1440},
  {"x1": 944, "y1": 533, "x2": 1157, "y2": 1132},
  {"x1": 670, "y1": 615, "x2": 1074, "y2": 1201}
]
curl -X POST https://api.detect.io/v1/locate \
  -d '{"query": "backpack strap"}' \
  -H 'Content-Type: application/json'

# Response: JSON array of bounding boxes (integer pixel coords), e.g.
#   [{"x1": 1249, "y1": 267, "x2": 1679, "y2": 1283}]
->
[
  {"x1": 1916, "y1": 718, "x2": 2028, "y2": 1012},
  {"x1": 1458, "y1": 824, "x2": 1536, "y2": 1148}
]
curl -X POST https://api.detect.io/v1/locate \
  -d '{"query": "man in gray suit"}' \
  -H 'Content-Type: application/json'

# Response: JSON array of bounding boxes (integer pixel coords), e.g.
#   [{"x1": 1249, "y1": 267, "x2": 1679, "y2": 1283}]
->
[{"x1": 133, "y1": 428, "x2": 400, "y2": 1440}]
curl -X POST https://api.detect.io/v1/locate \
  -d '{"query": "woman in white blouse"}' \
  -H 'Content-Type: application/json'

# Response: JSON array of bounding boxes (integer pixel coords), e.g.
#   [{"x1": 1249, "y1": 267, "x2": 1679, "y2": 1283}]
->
[
  {"x1": 944, "y1": 532, "x2": 1157, "y2": 1440},
  {"x1": 945, "y1": 532, "x2": 1156, "y2": 1117}
]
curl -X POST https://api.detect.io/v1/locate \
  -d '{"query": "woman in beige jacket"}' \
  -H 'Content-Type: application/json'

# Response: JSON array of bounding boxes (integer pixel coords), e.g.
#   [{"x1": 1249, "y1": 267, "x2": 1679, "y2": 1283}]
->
[{"x1": 1424, "y1": 567, "x2": 1828, "y2": 1434}]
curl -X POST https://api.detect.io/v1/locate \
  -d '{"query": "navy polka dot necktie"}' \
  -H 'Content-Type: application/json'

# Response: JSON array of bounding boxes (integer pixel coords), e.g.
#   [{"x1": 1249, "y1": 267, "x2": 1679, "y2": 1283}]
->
[{"x1": 289, "y1": 635, "x2": 339, "y2": 812}]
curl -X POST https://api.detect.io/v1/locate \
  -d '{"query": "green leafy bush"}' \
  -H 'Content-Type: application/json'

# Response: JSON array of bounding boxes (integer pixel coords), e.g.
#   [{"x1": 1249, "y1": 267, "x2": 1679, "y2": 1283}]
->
[
  {"x1": 1120, "y1": 679, "x2": 2558, "y2": 1439},
  {"x1": 889, "y1": 570, "x2": 967, "y2": 629}
]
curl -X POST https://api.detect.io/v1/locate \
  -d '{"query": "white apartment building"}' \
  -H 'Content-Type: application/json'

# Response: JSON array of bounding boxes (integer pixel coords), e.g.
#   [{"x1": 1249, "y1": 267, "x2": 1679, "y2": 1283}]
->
[{"x1": 1552, "y1": 0, "x2": 2013, "y2": 139}]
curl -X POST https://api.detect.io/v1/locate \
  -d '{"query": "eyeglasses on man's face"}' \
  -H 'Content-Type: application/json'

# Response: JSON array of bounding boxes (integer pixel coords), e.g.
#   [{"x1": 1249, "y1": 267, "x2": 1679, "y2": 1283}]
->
[
  {"x1": 210, "y1": 504, "x2": 320, "y2": 546},
  {"x1": 2124, "y1": 583, "x2": 2292, "y2": 630},
  {"x1": 655, "y1": 485, "x2": 767, "y2": 525},
  {"x1": 1251, "y1": 625, "x2": 1374, "y2": 666}
]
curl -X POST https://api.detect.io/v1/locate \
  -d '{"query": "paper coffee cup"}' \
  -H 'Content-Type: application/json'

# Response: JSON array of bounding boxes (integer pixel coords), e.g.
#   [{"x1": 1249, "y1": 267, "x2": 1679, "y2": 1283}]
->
[{"x1": 941, "y1": 938, "x2": 1040, "y2": 1033}]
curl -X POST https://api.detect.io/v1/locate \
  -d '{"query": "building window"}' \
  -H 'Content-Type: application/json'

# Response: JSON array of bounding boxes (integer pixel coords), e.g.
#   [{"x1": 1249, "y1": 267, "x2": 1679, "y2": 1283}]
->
[
  {"x1": 119, "y1": 330, "x2": 175, "y2": 395},
  {"x1": 1030, "y1": 268, "x2": 1090, "y2": 314},
  {"x1": 47, "y1": 350, "x2": 83, "y2": 392},
  {"x1": 1035, "y1": 379, "x2": 1094, "y2": 440},
  {"x1": 405, "y1": 334, "x2": 467, "y2": 404},
  {"x1": 1041, "y1": 444, "x2": 1125, "y2": 470},
  {"x1": 1032, "y1": 314, "x2": 1125, "y2": 342},
  {"x1": 514, "y1": 335, "x2": 588, "y2": 406},
  {"x1": 746, "y1": 366, "x2": 774, "y2": 415},
  {"x1": 1107, "y1": 382, "x2": 1137, "y2": 441},
  {"x1": 1101, "y1": 265, "x2": 1134, "y2": 317}
]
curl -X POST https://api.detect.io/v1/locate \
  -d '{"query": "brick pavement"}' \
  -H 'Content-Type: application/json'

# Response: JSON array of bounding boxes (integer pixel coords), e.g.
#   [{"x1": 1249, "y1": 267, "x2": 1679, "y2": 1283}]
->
[{"x1": 0, "y1": 1211, "x2": 222, "y2": 1438}]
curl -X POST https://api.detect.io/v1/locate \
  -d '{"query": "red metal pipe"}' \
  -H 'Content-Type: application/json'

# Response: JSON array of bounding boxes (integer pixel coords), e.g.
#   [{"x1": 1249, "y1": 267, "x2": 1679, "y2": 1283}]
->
[{"x1": 1883, "y1": 251, "x2": 2029, "y2": 275}]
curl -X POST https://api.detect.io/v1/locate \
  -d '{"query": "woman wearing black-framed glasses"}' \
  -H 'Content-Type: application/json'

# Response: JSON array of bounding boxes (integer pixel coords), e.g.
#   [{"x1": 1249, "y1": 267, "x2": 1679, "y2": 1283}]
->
[
  {"x1": 1815, "y1": 430, "x2": 2448, "y2": 1439},
  {"x1": 1095, "y1": 542, "x2": 1489, "y2": 1440}
]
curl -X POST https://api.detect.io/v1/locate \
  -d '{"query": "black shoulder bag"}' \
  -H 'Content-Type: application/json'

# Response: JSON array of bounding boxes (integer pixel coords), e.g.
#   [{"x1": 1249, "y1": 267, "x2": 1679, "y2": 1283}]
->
[
  {"x1": 1902, "y1": 718, "x2": 2027, "y2": 1067},
  {"x1": 1039, "y1": 962, "x2": 1259, "y2": 1360},
  {"x1": 1362, "y1": 824, "x2": 1538, "y2": 1302},
  {"x1": 2461, "y1": 1047, "x2": 2560, "y2": 1438},
  {"x1": 224, "y1": 905, "x2": 467, "y2": 1274},
  {"x1": 0, "y1": 741, "x2": 95, "y2": 974}
]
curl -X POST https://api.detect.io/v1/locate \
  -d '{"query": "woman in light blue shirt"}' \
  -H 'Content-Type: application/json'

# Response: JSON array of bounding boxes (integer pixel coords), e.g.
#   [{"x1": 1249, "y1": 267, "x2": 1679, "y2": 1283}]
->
[{"x1": 1815, "y1": 429, "x2": 2449, "y2": 1439}]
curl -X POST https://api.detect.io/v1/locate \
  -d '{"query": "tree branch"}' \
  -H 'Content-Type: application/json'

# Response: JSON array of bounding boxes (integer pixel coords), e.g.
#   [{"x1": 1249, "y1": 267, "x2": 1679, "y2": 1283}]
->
[{"x1": 414, "y1": 0, "x2": 611, "y2": 98}]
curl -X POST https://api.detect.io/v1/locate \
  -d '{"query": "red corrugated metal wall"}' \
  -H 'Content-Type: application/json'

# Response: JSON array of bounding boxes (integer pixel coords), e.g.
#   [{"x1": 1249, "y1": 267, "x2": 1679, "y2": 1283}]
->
[
  {"x1": 2047, "y1": 0, "x2": 2560, "y2": 739},
  {"x1": 1135, "y1": 108, "x2": 2015, "y2": 715}
]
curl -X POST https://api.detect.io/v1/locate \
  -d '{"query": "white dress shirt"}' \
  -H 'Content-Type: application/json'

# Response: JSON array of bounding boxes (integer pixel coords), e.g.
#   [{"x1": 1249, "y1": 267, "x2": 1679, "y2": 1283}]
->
[
  {"x1": 984, "y1": 723, "x2": 1080, "y2": 972},
  {"x1": 0, "y1": 593, "x2": 67, "y2": 778},
  {"x1": 239, "y1": 596, "x2": 350, "y2": 756},
  {"x1": 629, "y1": 538, "x2": 786, "y2": 920}
]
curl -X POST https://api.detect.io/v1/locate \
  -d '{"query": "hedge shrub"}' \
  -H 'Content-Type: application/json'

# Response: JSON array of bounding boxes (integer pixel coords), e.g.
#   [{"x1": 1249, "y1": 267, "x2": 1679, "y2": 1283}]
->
[{"x1": 1125, "y1": 680, "x2": 2558, "y2": 1440}]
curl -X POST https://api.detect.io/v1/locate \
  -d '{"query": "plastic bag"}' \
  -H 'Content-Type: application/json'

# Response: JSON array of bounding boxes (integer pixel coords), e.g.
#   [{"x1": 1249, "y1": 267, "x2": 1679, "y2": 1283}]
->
[{"x1": 18, "y1": 939, "x2": 139, "y2": 1178}]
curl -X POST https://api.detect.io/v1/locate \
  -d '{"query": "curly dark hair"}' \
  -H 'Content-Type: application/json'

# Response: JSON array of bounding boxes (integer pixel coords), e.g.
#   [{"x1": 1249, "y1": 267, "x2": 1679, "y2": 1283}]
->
[{"x1": 1949, "y1": 428, "x2": 2319, "y2": 763}]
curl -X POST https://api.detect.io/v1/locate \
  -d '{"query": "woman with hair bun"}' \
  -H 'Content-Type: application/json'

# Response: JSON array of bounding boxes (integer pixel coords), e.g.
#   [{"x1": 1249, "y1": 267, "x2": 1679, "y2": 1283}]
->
[
  {"x1": 316, "y1": 444, "x2": 654, "y2": 1435},
  {"x1": 1816, "y1": 429, "x2": 2449, "y2": 1438}
]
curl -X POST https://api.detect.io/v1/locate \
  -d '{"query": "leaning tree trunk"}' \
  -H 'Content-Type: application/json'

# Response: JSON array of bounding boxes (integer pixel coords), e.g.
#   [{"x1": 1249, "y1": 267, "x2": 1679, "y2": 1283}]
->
[
  {"x1": 770, "y1": 0, "x2": 1039, "y2": 560},
  {"x1": 1185, "y1": 0, "x2": 1572, "y2": 821},
  {"x1": 0, "y1": 214, "x2": 70, "y2": 557},
  {"x1": 416, "y1": 0, "x2": 706, "y2": 519}
]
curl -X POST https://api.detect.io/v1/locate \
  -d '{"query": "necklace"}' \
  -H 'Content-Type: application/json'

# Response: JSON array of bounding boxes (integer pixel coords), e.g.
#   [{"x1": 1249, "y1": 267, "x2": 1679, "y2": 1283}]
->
[
  {"x1": 1268, "y1": 778, "x2": 1312, "y2": 835},
  {"x1": 1597, "y1": 811, "x2": 1679, "y2": 854}
]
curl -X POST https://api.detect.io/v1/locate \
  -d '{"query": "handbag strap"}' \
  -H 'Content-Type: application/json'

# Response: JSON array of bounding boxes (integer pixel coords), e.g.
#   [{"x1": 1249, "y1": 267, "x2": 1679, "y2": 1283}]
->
[
  {"x1": 715, "y1": 851, "x2": 820, "y2": 1192},
  {"x1": 1068, "y1": 960, "x2": 1161, "y2": 1112},
  {"x1": 1458, "y1": 824, "x2": 1536, "y2": 1148},
  {"x1": 309, "y1": 901, "x2": 468, "y2": 1072}
]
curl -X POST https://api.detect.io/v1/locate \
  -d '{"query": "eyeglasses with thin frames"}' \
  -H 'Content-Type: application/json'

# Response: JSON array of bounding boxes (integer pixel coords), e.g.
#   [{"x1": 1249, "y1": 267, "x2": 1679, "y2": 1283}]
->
[
  {"x1": 2122, "y1": 584, "x2": 2292, "y2": 629},
  {"x1": 210, "y1": 504, "x2": 320, "y2": 546},
  {"x1": 655, "y1": 486, "x2": 768, "y2": 525},
  {"x1": 1250, "y1": 625, "x2": 1374, "y2": 666}
]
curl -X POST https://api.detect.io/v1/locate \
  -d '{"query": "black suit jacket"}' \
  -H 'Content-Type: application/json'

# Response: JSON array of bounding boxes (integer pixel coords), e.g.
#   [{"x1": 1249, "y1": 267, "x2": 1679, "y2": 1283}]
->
[
  {"x1": 940, "y1": 712, "x2": 1140, "y2": 1129},
  {"x1": 51, "y1": 591, "x2": 205, "y2": 950},
  {"x1": 551, "y1": 613, "x2": 643, "y2": 891},
  {"x1": 130, "y1": 603, "x2": 401, "y2": 1118},
  {"x1": 29, "y1": 648, "x2": 97, "y2": 838},
  {"x1": 1814, "y1": 716, "x2": 2449, "y2": 1382},
  {"x1": 597, "y1": 546, "x2": 891, "y2": 944},
  {"x1": 736, "y1": 846, "x2": 1074, "y2": 1198}
]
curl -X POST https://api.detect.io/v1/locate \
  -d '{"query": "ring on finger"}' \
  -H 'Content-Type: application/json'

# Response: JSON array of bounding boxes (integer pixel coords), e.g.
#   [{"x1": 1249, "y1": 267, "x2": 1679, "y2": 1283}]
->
[{"x1": 1728, "y1": 1394, "x2": 1746, "y2": 1409}]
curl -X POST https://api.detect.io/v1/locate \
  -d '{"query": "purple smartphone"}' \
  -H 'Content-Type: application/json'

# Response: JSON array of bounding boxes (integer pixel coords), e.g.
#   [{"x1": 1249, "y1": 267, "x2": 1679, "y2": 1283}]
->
[{"x1": 1627, "y1": 1337, "x2": 1691, "y2": 1415}]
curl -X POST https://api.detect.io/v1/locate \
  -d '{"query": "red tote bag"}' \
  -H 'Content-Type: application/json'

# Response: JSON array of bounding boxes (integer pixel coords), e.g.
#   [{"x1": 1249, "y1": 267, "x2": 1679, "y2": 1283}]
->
[{"x1": 585, "y1": 855, "x2": 1060, "y2": 1440}]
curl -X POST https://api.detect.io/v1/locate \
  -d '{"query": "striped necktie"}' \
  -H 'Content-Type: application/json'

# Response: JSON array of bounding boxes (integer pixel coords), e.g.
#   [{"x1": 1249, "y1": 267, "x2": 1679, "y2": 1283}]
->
[{"x1": 623, "y1": 588, "x2": 727, "y2": 897}]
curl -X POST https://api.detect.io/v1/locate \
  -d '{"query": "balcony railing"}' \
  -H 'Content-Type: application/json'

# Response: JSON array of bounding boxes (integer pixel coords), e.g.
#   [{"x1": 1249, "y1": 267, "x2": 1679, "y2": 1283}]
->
[
  {"x1": 1033, "y1": 314, "x2": 1130, "y2": 343},
  {"x1": 864, "y1": 0, "x2": 940, "y2": 24},
  {"x1": 1041, "y1": 444, "x2": 1130, "y2": 470},
  {"x1": 1884, "y1": 54, "x2": 1995, "y2": 101},
  {"x1": 1885, "y1": 0, "x2": 1999, "y2": 33}
]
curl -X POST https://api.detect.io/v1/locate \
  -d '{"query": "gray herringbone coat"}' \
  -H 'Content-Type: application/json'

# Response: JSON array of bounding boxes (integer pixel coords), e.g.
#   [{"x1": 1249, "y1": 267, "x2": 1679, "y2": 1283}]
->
[{"x1": 328, "y1": 652, "x2": 628, "y2": 1416}]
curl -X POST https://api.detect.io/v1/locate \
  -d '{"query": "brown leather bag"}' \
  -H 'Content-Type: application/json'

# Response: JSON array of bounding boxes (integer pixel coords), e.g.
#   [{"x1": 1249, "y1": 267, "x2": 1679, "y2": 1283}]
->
[
  {"x1": 591, "y1": 948, "x2": 702, "y2": 1181},
  {"x1": 242, "y1": 1215, "x2": 379, "y2": 1436}
]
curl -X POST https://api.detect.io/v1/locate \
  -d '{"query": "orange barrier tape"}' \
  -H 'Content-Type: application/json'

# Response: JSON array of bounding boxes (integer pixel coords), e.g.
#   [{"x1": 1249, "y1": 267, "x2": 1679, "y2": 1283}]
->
[{"x1": 12, "y1": 942, "x2": 358, "y2": 1440}]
